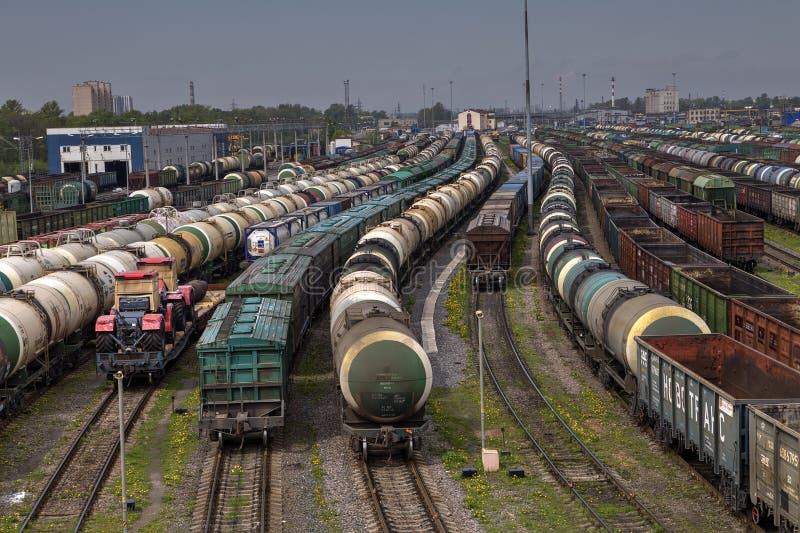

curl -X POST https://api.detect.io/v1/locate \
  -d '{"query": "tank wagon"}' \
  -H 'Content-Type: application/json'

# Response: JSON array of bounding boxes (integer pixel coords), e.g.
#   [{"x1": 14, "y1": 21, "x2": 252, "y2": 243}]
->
[
  {"x1": 465, "y1": 145, "x2": 545, "y2": 287},
  {"x1": 329, "y1": 135, "x2": 501, "y2": 458},
  {"x1": 522, "y1": 135, "x2": 710, "y2": 392},
  {"x1": 531, "y1": 137, "x2": 800, "y2": 520},
  {"x1": 199, "y1": 133, "x2": 480, "y2": 441},
  {"x1": 0, "y1": 136, "x2": 434, "y2": 415}
]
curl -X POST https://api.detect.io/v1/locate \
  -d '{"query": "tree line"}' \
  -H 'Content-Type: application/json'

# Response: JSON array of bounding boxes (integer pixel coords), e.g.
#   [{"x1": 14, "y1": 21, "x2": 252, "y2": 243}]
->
[{"x1": 0, "y1": 99, "x2": 390, "y2": 176}]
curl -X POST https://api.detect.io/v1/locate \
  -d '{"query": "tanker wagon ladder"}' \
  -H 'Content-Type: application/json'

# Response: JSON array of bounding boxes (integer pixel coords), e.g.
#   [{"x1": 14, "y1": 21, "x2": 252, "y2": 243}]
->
[
  {"x1": 764, "y1": 239, "x2": 800, "y2": 273},
  {"x1": 476, "y1": 290, "x2": 666, "y2": 532},
  {"x1": 361, "y1": 454, "x2": 448, "y2": 533},
  {"x1": 190, "y1": 442, "x2": 270, "y2": 533},
  {"x1": 19, "y1": 384, "x2": 155, "y2": 532}
]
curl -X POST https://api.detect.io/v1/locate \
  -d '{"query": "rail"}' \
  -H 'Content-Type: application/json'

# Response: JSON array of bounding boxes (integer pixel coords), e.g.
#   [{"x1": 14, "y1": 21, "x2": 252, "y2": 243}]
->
[
  {"x1": 193, "y1": 443, "x2": 269, "y2": 533},
  {"x1": 764, "y1": 240, "x2": 800, "y2": 273},
  {"x1": 19, "y1": 385, "x2": 154, "y2": 532},
  {"x1": 475, "y1": 290, "x2": 666, "y2": 532},
  {"x1": 362, "y1": 456, "x2": 446, "y2": 533}
]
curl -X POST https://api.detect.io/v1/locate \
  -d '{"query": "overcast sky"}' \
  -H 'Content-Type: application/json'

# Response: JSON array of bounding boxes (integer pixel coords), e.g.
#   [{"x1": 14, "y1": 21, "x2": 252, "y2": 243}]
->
[{"x1": 2, "y1": 0, "x2": 798, "y2": 114}]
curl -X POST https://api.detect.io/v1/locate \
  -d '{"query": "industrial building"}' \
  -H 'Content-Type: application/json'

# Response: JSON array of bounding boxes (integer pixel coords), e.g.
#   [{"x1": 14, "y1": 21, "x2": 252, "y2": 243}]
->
[
  {"x1": 46, "y1": 124, "x2": 229, "y2": 185},
  {"x1": 686, "y1": 107, "x2": 721, "y2": 124},
  {"x1": 113, "y1": 95, "x2": 134, "y2": 114},
  {"x1": 377, "y1": 117, "x2": 417, "y2": 130},
  {"x1": 644, "y1": 86, "x2": 679, "y2": 114},
  {"x1": 458, "y1": 109, "x2": 496, "y2": 131},
  {"x1": 72, "y1": 81, "x2": 113, "y2": 116}
]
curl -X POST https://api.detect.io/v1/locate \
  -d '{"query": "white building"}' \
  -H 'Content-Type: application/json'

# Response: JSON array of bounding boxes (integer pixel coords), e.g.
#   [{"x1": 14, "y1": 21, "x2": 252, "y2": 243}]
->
[
  {"x1": 377, "y1": 117, "x2": 417, "y2": 129},
  {"x1": 686, "y1": 108, "x2": 721, "y2": 124},
  {"x1": 576, "y1": 109, "x2": 632, "y2": 125},
  {"x1": 113, "y1": 95, "x2": 134, "y2": 114},
  {"x1": 645, "y1": 87, "x2": 679, "y2": 114},
  {"x1": 457, "y1": 109, "x2": 496, "y2": 131}
]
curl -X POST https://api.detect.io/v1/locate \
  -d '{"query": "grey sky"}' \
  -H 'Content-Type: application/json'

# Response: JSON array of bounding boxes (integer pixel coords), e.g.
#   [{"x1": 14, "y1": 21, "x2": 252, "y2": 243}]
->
[{"x1": 2, "y1": 0, "x2": 798, "y2": 114}]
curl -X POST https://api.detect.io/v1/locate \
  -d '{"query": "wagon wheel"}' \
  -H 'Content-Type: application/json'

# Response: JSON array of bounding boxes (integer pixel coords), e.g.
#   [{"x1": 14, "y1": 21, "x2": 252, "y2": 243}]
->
[{"x1": 751, "y1": 504, "x2": 761, "y2": 525}]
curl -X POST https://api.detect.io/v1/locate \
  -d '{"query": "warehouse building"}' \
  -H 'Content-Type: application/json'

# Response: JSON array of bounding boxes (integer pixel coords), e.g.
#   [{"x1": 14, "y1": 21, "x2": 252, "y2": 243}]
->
[
  {"x1": 458, "y1": 109, "x2": 496, "y2": 131},
  {"x1": 686, "y1": 107, "x2": 721, "y2": 124},
  {"x1": 46, "y1": 124, "x2": 228, "y2": 185}
]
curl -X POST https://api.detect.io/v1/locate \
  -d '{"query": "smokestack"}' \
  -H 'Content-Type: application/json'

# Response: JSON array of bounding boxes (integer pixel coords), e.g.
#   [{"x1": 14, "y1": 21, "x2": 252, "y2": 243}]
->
[
  {"x1": 558, "y1": 76, "x2": 563, "y2": 113},
  {"x1": 611, "y1": 77, "x2": 615, "y2": 109},
  {"x1": 189, "y1": 81, "x2": 195, "y2": 105}
]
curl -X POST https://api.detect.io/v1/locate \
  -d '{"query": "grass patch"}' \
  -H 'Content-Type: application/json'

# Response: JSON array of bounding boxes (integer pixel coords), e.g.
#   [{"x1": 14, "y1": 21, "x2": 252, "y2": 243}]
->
[
  {"x1": 755, "y1": 266, "x2": 800, "y2": 294},
  {"x1": 443, "y1": 267, "x2": 470, "y2": 339},
  {"x1": 765, "y1": 223, "x2": 800, "y2": 250},
  {"x1": 83, "y1": 365, "x2": 202, "y2": 532},
  {"x1": 310, "y1": 443, "x2": 340, "y2": 529},
  {"x1": 294, "y1": 329, "x2": 332, "y2": 397}
]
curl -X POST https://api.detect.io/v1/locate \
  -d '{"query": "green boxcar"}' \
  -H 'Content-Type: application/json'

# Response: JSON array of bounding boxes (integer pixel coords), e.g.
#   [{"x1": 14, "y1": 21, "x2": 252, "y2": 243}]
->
[
  {"x1": 307, "y1": 215, "x2": 362, "y2": 259},
  {"x1": 692, "y1": 174, "x2": 736, "y2": 209},
  {"x1": 362, "y1": 195, "x2": 403, "y2": 220},
  {"x1": 198, "y1": 297, "x2": 290, "y2": 438},
  {"x1": 670, "y1": 265, "x2": 791, "y2": 334}
]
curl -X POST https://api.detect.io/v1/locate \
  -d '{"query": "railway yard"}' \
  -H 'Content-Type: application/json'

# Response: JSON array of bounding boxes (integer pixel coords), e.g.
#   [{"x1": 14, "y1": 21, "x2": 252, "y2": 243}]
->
[{"x1": 3, "y1": 123, "x2": 800, "y2": 533}]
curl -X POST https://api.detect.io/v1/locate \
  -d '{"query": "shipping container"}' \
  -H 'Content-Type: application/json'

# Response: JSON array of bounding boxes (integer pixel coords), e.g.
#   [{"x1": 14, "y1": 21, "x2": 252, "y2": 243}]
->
[
  {"x1": 636, "y1": 334, "x2": 800, "y2": 510},
  {"x1": 670, "y1": 265, "x2": 791, "y2": 334}
]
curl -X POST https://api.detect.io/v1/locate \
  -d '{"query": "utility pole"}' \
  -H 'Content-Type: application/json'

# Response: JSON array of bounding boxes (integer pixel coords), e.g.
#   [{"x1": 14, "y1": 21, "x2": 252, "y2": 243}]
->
[
  {"x1": 559, "y1": 76, "x2": 563, "y2": 114},
  {"x1": 344, "y1": 80, "x2": 350, "y2": 131},
  {"x1": 143, "y1": 127, "x2": 150, "y2": 189},
  {"x1": 524, "y1": 0, "x2": 535, "y2": 235},
  {"x1": 422, "y1": 84, "x2": 426, "y2": 130},
  {"x1": 582, "y1": 73, "x2": 586, "y2": 113},
  {"x1": 449, "y1": 80, "x2": 454, "y2": 128},
  {"x1": 431, "y1": 87, "x2": 435, "y2": 130},
  {"x1": 262, "y1": 130, "x2": 267, "y2": 173},
  {"x1": 115, "y1": 371, "x2": 129, "y2": 533},
  {"x1": 80, "y1": 132, "x2": 87, "y2": 204},
  {"x1": 184, "y1": 134, "x2": 190, "y2": 185},
  {"x1": 672, "y1": 72, "x2": 677, "y2": 125},
  {"x1": 540, "y1": 82, "x2": 544, "y2": 125}
]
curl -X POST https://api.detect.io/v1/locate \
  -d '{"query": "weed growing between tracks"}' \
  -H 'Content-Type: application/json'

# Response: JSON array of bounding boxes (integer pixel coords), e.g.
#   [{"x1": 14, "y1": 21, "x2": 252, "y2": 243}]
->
[
  {"x1": 82, "y1": 365, "x2": 202, "y2": 532},
  {"x1": 766, "y1": 223, "x2": 800, "y2": 251},
  {"x1": 426, "y1": 258, "x2": 573, "y2": 531},
  {"x1": 310, "y1": 443, "x2": 340, "y2": 527},
  {"x1": 756, "y1": 265, "x2": 800, "y2": 293}
]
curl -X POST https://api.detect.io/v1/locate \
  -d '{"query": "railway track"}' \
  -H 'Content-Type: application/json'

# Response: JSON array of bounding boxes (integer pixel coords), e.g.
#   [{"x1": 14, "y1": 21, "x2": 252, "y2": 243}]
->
[
  {"x1": 19, "y1": 384, "x2": 154, "y2": 532},
  {"x1": 362, "y1": 454, "x2": 447, "y2": 533},
  {"x1": 475, "y1": 290, "x2": 666, "y2": 532},
  {"x1": 191, "y1": 442, "x2": 270, "y2": 533},
  {"x1": 764, "y1": 240, "x2": 800, "y2": 273}
]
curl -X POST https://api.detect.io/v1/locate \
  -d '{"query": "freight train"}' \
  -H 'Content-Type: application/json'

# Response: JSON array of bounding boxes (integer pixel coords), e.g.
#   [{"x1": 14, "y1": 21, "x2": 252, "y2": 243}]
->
[
  {"x1": 197, "y1": 132, "x2": 481, "y2": 441},
  {"x1": 0, "y1": 137, "x2": 429, "y2": 415},
  {"x1": 465, "y1": 147, "x2": 545, "y2": 287},
  {"x1": 531, "y1": 136, "x2": 800, "y2": 530},
  {"x1": 544, "y1": 129, "x2": 766, "y2": 270},
  {"x1": 328, "y1": 134, "x2": 501, "y2": 458}
]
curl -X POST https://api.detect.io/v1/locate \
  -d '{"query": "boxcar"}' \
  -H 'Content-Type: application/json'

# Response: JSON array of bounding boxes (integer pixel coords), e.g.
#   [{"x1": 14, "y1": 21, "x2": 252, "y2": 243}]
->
[
  {"x1": 696, "y1": 208, "x2": 764, "y2": 269},
  {"x1": 749, "y1": 403, "x2": 800, "y2": 530},
  {"x1": 636, "y1": 334, "x2": 800, "y2": 510},
  {"x1": 198, "y1": 297, "x2": 291, "y2": 440},
  {"x1": 671, "y1": 265, "x2": 792, "y2": 335},
  {"x1": 730, "y1": 296, "x2": 800, "y2": 371}
]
